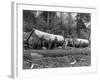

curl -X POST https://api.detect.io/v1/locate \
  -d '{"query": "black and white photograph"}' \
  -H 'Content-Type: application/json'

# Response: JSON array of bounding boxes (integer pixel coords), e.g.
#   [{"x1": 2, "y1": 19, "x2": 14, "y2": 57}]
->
[{"x1": 23, "y1": 10, "x2": 91, "y2": 69}]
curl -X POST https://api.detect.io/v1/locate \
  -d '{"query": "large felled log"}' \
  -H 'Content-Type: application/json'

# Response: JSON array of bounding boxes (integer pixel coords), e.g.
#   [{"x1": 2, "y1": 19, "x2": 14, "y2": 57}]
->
[
  {"x1": 34, "y1": 29, "x2": 64, "y2": 41},
  {"x1": 24, "y1": 48, "x2": 90, "y2": 58}
]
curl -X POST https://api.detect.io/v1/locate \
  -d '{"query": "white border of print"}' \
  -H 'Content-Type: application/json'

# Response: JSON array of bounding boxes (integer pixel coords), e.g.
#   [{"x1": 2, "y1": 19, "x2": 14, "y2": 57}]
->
[{"x1": 11, "y1": 1, "x2": 97, "y2": 79}]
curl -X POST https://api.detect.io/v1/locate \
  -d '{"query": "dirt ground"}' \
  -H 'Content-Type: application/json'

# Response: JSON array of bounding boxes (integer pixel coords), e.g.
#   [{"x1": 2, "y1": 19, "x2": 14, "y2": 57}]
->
[{"x1": 23, "y1": 47, "x2": 91, "y2": 69}]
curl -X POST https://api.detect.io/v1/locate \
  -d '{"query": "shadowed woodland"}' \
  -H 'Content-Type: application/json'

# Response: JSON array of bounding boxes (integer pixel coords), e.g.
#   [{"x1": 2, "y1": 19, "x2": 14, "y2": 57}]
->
[{"x1": 23, "y1": 10, "x2": 91, "y2": 39}]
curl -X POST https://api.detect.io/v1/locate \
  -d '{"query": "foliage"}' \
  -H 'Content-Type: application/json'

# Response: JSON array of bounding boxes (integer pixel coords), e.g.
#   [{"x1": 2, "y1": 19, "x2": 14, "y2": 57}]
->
[{"x1": 23, "y1": 10, "x2": 91, "y2": 39}]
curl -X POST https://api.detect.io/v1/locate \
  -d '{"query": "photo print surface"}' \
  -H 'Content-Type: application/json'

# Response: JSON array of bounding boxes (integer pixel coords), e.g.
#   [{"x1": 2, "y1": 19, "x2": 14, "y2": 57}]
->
[{"x1": 23, "y1": 10, "x2": 91, "y2": 69}]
